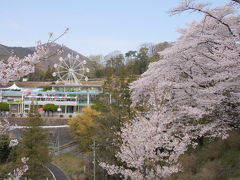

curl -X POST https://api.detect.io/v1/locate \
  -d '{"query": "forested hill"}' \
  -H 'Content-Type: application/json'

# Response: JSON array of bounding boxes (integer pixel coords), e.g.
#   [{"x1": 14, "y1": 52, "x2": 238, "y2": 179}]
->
[
  {"x1": 0, "y1": 43, "x2": 86, "y2": 70},
  {"x1": 0, "y1": 41, "x2": 172, "y2": 81},
  {"x1": 0, "y1": 44, "x2": 34, "y2": 60}
]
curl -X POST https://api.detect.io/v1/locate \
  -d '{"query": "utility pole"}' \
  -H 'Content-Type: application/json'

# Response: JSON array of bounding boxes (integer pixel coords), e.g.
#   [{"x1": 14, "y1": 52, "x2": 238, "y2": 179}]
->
[
  {"x1": 55, "y1": 129, "x2": 60, "y2": 155},
  {"x1": 57, "y1": 135, "x2": 59, "y2": 153},
  {"x1": 58, "y1": 129, "x2": 60, "y2": 153},
  {"x1": 109, "y1": 93, "x2": 112, "y2": 104},
  {"x1": 90, "y1": 140, "x2": 96, "y2": 180},
  {"x1": 93, "y1": 140, "x2": 96, "y2": 180}
]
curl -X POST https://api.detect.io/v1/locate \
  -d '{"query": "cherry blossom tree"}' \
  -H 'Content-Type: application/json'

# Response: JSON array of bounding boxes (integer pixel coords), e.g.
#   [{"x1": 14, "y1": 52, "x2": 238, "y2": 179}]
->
[
  {"x1": 100, "y1": 1, "x2": 240, "y2": 179},
  {"x1": 0, "y1": 119, "x2": 28, "y2": 180},
  {"x1": 0, "y1": 29, "x2": 68, "y2": 85},
  {"x1": 0, "y1": 29, "x2": 68, "y2": 179}
]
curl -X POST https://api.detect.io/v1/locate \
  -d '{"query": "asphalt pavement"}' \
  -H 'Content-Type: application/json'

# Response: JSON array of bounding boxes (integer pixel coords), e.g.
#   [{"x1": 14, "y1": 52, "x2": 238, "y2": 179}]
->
[{"x1": 46, "y1": 163, "x2": 68, "y2": 180}]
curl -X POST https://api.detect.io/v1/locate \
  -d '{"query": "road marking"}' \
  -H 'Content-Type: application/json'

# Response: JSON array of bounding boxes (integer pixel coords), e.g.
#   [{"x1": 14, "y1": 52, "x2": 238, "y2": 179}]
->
[
  {"x1": 10, "y1": 125, "x2": 69, "y2": 129},
  {"x1": 44, "y1": 165, "x2": 57, "y2": 180}
]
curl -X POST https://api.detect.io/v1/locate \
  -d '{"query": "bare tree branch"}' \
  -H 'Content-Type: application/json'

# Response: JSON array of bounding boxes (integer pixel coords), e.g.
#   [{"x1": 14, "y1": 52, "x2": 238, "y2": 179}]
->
[{"x1": 170, "y1": 0, "x2": 235, "y2": 36}]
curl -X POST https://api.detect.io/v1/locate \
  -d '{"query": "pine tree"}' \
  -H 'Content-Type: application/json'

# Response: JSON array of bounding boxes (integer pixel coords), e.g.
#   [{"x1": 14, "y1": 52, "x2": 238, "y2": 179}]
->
[
  {"x1": 0, "y1": 134, "x2": 10, "y2": 163},
  {"x1": 18, "y1": 105, "x2": 49, "y2": 178}
]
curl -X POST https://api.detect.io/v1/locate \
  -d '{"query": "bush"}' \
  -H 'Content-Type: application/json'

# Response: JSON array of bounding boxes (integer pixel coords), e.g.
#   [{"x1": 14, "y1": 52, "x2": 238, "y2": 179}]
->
[
  {"x1": 69, "y1": 115, "x2": 72, "y2": 118},
  {"x1": 43, "y1": 104, "x2": 58, "y2": 116},
  {"x1": 11, "y1": 114, "x2": 15, "y2": 117},
  {"x1": 20, "y1": 113, "x2": 23, "y2": 117},
  {"x1": 60, "y1": 115, "x2": 64, "y2": 117},
  {"x1": 43, "y1": 86, "x2": 52, "y2": 91},
  {"x1": 0, "y1": 102, "x2": 9, "y2": 112}
]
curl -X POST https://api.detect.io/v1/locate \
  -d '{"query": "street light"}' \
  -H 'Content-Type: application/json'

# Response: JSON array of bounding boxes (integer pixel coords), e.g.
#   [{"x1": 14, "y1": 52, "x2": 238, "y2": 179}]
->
[{"x1": 57, "y1": 107, "x2": 62, "y2": 117}]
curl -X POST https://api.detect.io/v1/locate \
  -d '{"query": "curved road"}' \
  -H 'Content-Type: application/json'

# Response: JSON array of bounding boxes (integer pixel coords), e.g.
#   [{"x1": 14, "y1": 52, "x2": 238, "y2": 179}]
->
[{"x1": 46, "y1": 163, "x2": 68, "y2": 180}]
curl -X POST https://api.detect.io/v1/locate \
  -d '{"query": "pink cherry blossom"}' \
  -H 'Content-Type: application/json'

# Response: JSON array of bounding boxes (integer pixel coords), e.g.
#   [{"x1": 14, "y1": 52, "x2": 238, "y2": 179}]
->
[{"x1": 101, "y1": 1, "x2": 240, "y2": 179}]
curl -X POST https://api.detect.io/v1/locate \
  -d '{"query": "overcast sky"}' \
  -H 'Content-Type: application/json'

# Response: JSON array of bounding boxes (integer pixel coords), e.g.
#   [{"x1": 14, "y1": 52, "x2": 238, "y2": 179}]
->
[{"x1": 1, "y1": 0, "x2": 228, "y2": 56}]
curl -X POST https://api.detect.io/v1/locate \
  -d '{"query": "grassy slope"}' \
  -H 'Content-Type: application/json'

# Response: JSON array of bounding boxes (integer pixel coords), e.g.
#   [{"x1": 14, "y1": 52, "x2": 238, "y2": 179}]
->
[
  {"x1": 165, "y1": 131, "x2": 240, "y2": 180},
  {"x1": 52, "y1": 153, "x2": 87, "y2": 180}
]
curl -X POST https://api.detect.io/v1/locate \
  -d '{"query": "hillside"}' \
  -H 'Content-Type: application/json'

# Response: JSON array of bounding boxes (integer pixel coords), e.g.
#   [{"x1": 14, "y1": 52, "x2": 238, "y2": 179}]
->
[
  {"x1": 0, "y1": 43, "x2": 101, "y2": 78},
  {"x1": 165, "y1": 131, "x2": 240, "y2": 180},
  {"x1": 0, "y1": 44, "x2": 34, "y2": 60},
  {"x1": 0, "y1": 43, "x2": 86, "y2": 69}
]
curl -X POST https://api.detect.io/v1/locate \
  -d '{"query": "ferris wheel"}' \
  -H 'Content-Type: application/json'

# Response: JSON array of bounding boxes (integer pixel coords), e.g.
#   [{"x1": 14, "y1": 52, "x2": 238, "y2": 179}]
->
[{"x1": 52, "y1": 54, "x2": 89, "y2": 85}]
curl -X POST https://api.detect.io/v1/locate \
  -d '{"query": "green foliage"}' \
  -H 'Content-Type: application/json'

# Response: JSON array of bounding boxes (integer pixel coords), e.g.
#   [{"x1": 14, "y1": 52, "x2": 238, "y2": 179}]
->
[
  {"x1": 43, "y1": 103, "x2": 57, "y2": 116},
  {"x1": 43, "y1": 104, "x2": 57, "y2": 112},
  {"x1": 100, "y1": 42, "x2": 170, "y2": 78},
  {"x1": 88, "y1": 75, "x2": 135, "y2": 179},
  {"x1": 0, "y1": 102, "x2": 9, "y2": 112},
  {"x1": 17, "y1": 105, "x2": 49, "y2": 178},
  {"x1": 0, "y1": 135, "x2": 11, "y2": 163},
  {"x1": 166, "y1": 131, "x2": 240, "y2": 180},
  {"x1": 43, "y1": 85, "x2": 52, "y2": 91},
  {"x1": 124, "y1": 42, "x2": 170, "y2": 76},
  {"x1": 69, "y1": 107, "x2": 100, "y2": 151},
  {"x1": 95, "y1": 68, "x2": 105, "y2": 78}
]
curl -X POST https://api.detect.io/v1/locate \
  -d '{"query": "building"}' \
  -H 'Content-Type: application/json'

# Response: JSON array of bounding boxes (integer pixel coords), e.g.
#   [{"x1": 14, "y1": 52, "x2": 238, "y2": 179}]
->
[{"x1": 0, "y1": 83, "x2": 102, "y2": 117}]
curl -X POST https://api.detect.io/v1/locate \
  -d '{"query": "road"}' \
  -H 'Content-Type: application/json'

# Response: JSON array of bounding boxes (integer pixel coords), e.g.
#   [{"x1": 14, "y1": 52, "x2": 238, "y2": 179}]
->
[{"x1": 46, "y1": 163, "x2": 68, "y2": 180}]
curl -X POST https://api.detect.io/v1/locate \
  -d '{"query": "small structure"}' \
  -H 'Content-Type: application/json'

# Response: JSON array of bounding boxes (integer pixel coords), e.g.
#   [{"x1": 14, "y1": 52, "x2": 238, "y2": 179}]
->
[{"x1": 5, "y1": 83, "x2": 22, "y2": 91}]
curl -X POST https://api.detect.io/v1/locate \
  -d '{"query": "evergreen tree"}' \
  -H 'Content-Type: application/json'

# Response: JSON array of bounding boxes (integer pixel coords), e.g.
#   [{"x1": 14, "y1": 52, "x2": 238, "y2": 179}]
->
[
  {"x1": 87, "y1": 74, "x2": 135, "y2": 179},
  {"x1": 0, "y1": 134, "x2": 10, "y2": 163},
  {"x1": 17, "y1": 105, "x2": 49, "y2": 178}
]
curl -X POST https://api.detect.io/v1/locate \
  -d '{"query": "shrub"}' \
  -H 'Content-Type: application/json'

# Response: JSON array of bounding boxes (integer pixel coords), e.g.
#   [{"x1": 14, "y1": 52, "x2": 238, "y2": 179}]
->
[
  {"x1": 60, "y1": 115, "x2": 64, "y2": 117},
  {"x1": 0, "y1": 102, "x2": 9, "y2": 112},
  {"x1": 43, "y1": 86, "x2": 52, "y2": 91},
  {"x1": 69, "y1": 115, "x2": 72, "y2": 118},
  {"x1": 43, "y1": 104, "x2": 58, "y2": 117},
  {"x1": 11, "y1": 114, "x2": 15, "y2": 117}
]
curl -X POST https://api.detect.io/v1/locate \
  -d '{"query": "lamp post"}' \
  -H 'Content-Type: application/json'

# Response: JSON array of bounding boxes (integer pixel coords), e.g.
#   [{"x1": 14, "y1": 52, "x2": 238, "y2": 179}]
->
[{"x1": 57, "y1": 107, "x2": 62, "y2": 117}]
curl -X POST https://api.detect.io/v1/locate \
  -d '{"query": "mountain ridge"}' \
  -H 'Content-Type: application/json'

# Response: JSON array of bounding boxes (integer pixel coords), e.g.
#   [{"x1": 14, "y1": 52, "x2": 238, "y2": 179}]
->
[
  {"x1": 0, "y1": 43, "x2": 86, "y2": 70},
  {"x1": 0, "y1": 43, "x2": 101, "y2": 79}
]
